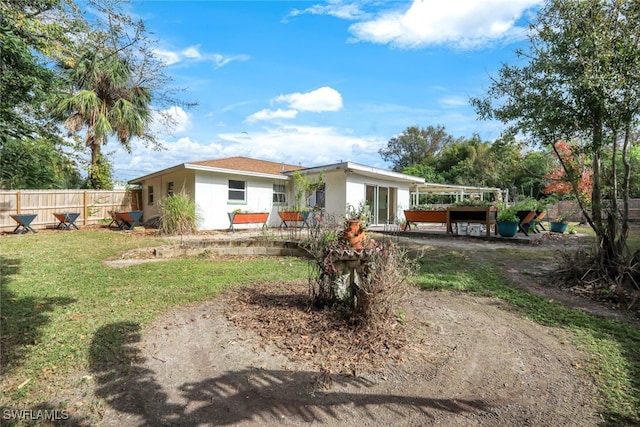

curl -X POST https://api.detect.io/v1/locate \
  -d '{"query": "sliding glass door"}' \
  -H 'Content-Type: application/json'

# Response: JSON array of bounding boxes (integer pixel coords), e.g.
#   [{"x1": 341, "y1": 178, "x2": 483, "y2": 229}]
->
[{"x1": 365, "y1": 185, "x2": 397, "y2": 225}]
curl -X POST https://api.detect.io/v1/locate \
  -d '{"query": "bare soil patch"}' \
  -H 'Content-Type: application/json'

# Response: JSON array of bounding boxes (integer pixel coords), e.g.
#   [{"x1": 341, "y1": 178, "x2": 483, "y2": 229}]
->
[{"x1": 95, "y1": 232, "x2": 637, "y2": 426}]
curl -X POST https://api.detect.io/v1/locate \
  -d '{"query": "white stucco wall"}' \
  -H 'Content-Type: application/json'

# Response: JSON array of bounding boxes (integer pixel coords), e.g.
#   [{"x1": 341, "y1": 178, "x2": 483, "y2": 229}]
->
[
  {"x1": 194, "y1": 171, "x2": 279, "y2": 230},
  {"x1": 142, "y1": 170, "x2": 196, "y2": 221},
  {"x1": 344, "y1": 174, "x2": 411, "y2": 225},
  {"x1": 136, "y1": 164, "x2": 416, "y2": 231},
  {"x1": 310, "y1": 169, "x2": 412, "y2": 225}
]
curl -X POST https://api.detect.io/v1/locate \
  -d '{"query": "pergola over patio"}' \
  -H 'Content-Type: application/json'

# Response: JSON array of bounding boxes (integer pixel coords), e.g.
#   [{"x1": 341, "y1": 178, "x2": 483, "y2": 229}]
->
[{"x1": 410, "y1": 182, "x2": 508, "y2": 206}]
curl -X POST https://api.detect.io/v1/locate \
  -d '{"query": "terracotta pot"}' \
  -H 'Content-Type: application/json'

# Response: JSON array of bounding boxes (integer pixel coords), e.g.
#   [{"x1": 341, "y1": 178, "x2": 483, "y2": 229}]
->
[
  {"x1": 347, "y1": 219, "x2": 361, "y2": 233},
  {"x1": 348, "y1": 231, "x2": 366, "y2": 249}
]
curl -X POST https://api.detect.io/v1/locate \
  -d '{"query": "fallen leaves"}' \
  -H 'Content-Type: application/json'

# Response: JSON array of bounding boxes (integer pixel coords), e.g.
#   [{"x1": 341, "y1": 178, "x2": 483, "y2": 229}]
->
[{"x1": 225, "y1": 281, "x2": 409, "y2": 375}]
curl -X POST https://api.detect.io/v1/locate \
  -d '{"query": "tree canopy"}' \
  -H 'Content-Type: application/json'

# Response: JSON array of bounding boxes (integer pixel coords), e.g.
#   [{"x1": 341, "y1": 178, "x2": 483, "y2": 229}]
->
[
  {"x1": 0, "y1": 0, "x2": 186, "y2": 189},
  {"x1": 472, "y1": 0, "x2": 640, "y2": 268}
]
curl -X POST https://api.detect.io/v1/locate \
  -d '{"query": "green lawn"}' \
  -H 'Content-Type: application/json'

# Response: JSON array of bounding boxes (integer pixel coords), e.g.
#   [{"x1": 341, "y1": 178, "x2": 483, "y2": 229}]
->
[
  {"x1": 415, "y1": 244, "x2": 640, "y2": 425},
  {"x1": 1, "y1": 228, "x2": 639, "y2": 425},
  {"x1": 1, "y1": 230, "x2": 309, "y2": 418}
]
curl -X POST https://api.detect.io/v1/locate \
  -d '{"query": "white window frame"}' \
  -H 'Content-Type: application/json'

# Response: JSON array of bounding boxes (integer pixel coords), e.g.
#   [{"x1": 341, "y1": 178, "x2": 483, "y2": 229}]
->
[{"x1": 228, "y1": 179, "x2": 246, "y2": 203}]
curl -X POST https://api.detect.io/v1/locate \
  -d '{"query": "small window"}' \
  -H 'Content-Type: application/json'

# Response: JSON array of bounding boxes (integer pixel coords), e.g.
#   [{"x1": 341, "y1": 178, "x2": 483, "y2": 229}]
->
[
  {"x1": 148, "y1": 185, "x2": 154, "y2": 205},
  {"x1": 312, "y1": 184, "x2": 325, "y2": 208},
  {"x1": 167, "y1": 181, "x2": 174, "y2": 196},
  {"x1": 273, "y1": 183, "x2": 286, "y2": 204},
  {"x1": 228, "y1": 179, "x2": 246, "y2": 201}
]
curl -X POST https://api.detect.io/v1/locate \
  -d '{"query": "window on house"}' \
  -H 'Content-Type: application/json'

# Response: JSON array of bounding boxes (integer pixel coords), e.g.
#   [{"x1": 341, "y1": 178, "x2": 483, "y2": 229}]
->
[
  {"x1": 273, "y1": 183, "x2": 286, "y2": 204},
  {"x1": 148, "y1": 186, "x2": 154, "y2": 205},
  {"x1": 167, "y1": 181, "x2": 174, "y2": 196},
  {"x1": 228, "y1": 179, "x2": 246, "y2": 202},
  {"x1": 312, "y1": 183, "x2": 325, "y2": 208}
]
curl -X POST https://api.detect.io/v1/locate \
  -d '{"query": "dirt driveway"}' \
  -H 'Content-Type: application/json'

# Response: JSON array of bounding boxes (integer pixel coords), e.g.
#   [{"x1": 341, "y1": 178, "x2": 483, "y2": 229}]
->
[{"x1": 95, "y1": 232, "x2": 634, "y2": 426}]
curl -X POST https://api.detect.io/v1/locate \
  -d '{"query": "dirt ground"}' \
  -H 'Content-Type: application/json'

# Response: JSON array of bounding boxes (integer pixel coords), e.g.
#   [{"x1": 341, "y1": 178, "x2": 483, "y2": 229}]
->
[{"x1": 94, "y1": 231, "x2": 638, "y2": 426}]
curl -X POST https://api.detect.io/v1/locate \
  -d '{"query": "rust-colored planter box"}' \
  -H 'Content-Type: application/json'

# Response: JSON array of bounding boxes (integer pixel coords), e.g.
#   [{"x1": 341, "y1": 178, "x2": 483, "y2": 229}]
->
[
  {"x1": 228, "y1": 212, "x2": 269, "y2": 232},
  {"x1": 277, "y1": 211, "x2": 311, "y2": 228},
  {"x1": 278, "y1": 211, "x2": 306, "y2": 222},
  {"x1": 404, "y1": 210, "x2": 447, "y2": 229}
]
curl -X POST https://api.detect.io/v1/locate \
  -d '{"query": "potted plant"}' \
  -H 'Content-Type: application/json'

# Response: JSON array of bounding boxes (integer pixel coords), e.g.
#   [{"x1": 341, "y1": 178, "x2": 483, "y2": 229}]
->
[
  {"x1": 343, "y1": 202, "x2": 372, "y2": 249},
  {"x1": 549, "y1": 215, "x2": 568, "y2": 233},
  {"x1": 278, "y1": 171, "x2": 324, "y2": 227},
  {"x1": 496, "y1": 205, "x2": 519, "y2": 237}
]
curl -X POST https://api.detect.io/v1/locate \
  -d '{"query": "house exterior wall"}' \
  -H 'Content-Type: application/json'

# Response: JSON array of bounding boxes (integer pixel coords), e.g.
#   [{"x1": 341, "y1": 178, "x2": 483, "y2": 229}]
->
[
  {"x1": 305, "y1": 169, "x2": 412, "y2": 225},
  {"x1": 134, "y1": 163, "x2": 416, "y2": 231},
  {"x1": 194, "y1": 171, "x2": 280, "y2": 230},
  {"x1": 316, "y1": 170, "x2": 346, "y2": 222},
  {"x1": 344, "y1": 173, "x2": 411, "y2": 225},
  {"x1": 142, "y1": 170, "x2": 196, "y2": 221}
]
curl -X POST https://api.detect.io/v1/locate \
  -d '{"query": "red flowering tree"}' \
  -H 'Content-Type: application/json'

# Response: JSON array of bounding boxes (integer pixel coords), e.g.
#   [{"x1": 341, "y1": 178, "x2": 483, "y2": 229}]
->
[{"x1": 542, "y1": 140, "x2": 593, "y2": 202}]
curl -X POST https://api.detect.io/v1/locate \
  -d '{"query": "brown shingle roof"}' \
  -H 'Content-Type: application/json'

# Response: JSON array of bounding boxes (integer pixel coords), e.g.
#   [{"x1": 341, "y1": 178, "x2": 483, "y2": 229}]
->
[{"x1": 189, "y1": 157, "x2": 304, "y2": 176}]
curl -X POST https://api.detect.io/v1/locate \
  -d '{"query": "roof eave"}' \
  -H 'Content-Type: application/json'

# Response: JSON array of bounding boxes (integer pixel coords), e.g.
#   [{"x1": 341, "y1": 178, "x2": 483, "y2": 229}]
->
[{"x1": 127, "y1": 163, "x2": 291, "y2": 185}]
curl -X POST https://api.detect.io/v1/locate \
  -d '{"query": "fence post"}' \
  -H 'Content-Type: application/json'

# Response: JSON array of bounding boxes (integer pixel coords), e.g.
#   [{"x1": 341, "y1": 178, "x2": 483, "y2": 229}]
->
[
  {"x1": 83, "y1": 190, "x2": 88, "y2": 226},
  {"x1": 16, "y1": 191, "x2": 21, "y2": 214}
]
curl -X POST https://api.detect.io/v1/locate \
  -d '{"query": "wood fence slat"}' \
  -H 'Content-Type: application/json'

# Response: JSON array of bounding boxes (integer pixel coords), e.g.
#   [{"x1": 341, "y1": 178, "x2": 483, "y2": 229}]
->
[{"x1": 0, "y1": 190, "x2": 134, "y2": 231}]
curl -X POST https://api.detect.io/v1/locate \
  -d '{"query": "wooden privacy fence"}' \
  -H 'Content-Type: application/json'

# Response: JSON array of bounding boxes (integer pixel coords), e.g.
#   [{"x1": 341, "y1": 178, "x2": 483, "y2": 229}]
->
[
  {"x1": 0, "y1": 189, "x2": 142, "y2": 232},
  {"x1": 546, "y1": 199, "x2": 640, "y2": 222}
]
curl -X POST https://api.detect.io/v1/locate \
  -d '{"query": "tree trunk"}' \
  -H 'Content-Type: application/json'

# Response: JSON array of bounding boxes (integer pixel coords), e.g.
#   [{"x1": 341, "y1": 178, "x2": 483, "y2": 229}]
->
[{"x1": 89, "y1": 138, "x2": 101, "y2": 190}]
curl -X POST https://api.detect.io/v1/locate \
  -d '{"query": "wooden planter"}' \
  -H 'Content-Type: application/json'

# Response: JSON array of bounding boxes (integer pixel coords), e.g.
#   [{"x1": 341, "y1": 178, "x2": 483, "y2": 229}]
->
[
  {"x1": 277, "y1": 211, "x2": 312, "y2": 228},
  {"x1": 403, "y1": 210, "x2": 447, "y2": 229},
  {"x1": 446, "y1": 206, "x2": 497, "y2": 237},
  {"x1": 228, "y1": 212, "x2": 269, "y2": 232}
]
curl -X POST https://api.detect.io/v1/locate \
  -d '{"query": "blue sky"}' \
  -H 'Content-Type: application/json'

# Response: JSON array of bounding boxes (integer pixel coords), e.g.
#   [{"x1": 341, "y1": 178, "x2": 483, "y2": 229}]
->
[{"x1": 109, "y1": 0, "x2": 542, "y2": 182}]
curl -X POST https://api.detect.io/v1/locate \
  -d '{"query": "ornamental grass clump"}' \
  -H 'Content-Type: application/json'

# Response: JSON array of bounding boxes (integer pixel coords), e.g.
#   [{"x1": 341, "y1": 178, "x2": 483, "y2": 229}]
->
[{"x1": 158, "y1": 191, "x2": 198, "y2": 236}]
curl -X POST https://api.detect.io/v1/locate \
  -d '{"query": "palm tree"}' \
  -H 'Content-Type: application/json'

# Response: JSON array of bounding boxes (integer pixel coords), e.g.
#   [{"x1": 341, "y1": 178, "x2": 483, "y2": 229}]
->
[{"x1": 51, "y1": 49, "x2": 153, "y2": 188}]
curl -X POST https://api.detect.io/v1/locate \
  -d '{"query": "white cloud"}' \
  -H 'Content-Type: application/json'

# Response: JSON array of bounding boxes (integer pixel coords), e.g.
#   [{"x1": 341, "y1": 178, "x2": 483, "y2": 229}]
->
[
  {"x1": 181, "y1": 46, "x2": 202, "y2": 59},
  {"x1": 439, "y1": 95, "x2": 470, "y2": 107},
  {"x1": 331, "y1": 0, "x2": 542, "y2": 49},
  {"x1": 153, "y1": 45, "x2": 249, "y2": 68},
  {"x1": 153, "y1": 49, "x2": 181, "y2": 65},
  {"x1": 150, "y1": 106, "x2": 191, "y2": 135},
  {"x1": 285, "y1": 0, "x2": 367, "y2": 21},
  {"x1": 245, "y1": 109, "x2": 299, "y2": 123},
  {"x1": 274, "y1": 87, "x2": 343, "y2": 112},
  {"x1": 217, "y1": 125, "x2": 385, "y2": 166}
]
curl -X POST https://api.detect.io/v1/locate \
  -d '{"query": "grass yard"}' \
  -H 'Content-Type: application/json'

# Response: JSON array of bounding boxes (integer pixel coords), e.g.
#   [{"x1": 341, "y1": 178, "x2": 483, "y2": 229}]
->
[
  {"x1": 1, "y1": 230, "x2": 309, "y2": 419},
  {"x1": 1, "y1": 227, "x2": 639, "y2": 425},
  {"x1": 415, "y1": 247, "x2": 640, "y2": 424}
]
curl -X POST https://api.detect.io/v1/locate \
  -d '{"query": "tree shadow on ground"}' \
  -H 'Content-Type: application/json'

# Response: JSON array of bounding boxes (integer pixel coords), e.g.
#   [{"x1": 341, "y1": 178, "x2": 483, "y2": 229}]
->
[
  {"x1": 90, "y1": 321, "x2": 500, "y2": 425},
  {"x1": 0, "y1": 255, "x2": 75, "y2": 375}
]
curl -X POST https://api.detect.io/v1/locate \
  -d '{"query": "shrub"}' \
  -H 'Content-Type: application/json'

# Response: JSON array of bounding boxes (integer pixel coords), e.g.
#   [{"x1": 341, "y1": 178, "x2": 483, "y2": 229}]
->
[{"x1": 159, "y1": 192, "x2": 198, "y2": 235}]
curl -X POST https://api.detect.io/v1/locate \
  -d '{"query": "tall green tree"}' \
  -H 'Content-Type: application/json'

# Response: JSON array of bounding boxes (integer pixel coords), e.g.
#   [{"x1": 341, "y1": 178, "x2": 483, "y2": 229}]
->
[
  {"x1": 379, "y1": 125, "x2": 457, "y2": 172},
  {"x1": 472, "y1": 0, "x2": 640, "y2": 270},
  {"x1": 0, "y1": 0, "x2": 77, "y2": 142},
  {"x1": 0, "y1": 137, "x2": 83, "y2": 189},
  {"x1": 51, "y1": 48, "x2": 153, "y2": 188},
  {"x1": 48, "y1": 0, "x2": 191, "y2": 189}
]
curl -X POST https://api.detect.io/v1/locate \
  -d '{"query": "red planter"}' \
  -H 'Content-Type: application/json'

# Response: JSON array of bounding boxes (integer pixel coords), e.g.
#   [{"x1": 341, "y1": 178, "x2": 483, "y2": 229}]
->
[{"x1": 404, "y1": 210, "x2": 447, "y2": 224}]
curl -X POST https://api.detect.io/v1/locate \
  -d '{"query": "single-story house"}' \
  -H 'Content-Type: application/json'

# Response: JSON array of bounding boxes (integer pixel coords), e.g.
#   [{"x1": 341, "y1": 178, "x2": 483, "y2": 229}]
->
[{"x1": 128, "y1": 156, "x2": 425, "y2": 230}]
